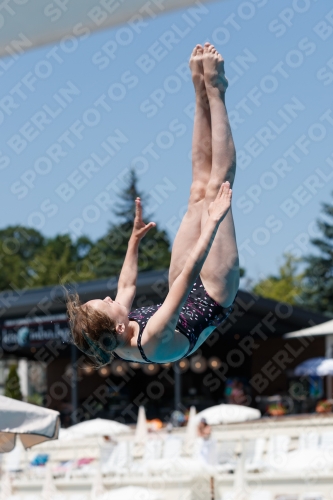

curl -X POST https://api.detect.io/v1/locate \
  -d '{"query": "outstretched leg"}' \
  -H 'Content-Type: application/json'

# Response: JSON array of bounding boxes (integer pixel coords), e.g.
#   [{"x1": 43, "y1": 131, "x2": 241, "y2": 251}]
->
[
  {"x1": 199, "y1": 43, "x2": 240, "y2": 307},
  {"x1": 169, "y1": 45, "x2": 212, "y2": 288}
]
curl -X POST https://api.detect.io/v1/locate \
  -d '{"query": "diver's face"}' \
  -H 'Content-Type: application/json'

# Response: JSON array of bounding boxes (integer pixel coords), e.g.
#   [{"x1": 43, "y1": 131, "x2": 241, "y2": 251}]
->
[{"x1": 85, "y1": 297, "x2": 128, "y2": 331}]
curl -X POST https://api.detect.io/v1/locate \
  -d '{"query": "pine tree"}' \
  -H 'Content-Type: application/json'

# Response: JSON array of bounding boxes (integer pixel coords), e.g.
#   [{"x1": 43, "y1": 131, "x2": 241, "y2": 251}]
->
[
  {"x1": 4, "y1": 365, "x2": 22, "y2": 400},
  {"x1": 300, "y1": 198, "x2": 333, "y2": 315},
  {"x1": 88, "y1": 168, "x2": 171, "y2": 278}
]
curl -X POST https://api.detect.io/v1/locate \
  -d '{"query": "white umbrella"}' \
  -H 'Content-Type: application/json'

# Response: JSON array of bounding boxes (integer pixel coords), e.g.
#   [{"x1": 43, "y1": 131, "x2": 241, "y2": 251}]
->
[
  {"x1": 132, "y1": 407, "x2": 148, "y2": 459},
  {"x1": 195, "y1": 405, "x2": 261, "y2": 426},
  {"x1": 0, "y1": 0, "x2": 209, "y2": 59},
  {"x1": 284, "y1": 319, "x2": 333, "y2": 339},
  {"x1": 0, "y1": 395, "x2": 60, "y2": 453},
  {"x1": 183, "y1": 406, "x2": 197, "y2": 456},
  {"x1": 59, "y1": 418, "x2": 129, "y2": 440},
  {"x1": 294, "y1": 357, "x2": 333, "y2": 376},
  {"x1": 100, "y1": 486, "x2": 164, "y2": 500}
]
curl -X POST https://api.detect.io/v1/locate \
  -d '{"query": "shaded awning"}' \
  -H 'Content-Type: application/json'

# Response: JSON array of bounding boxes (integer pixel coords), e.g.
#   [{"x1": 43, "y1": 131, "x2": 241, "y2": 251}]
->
[{"x1": 284, "y1": 319, "x2": 333, "y2": 339}]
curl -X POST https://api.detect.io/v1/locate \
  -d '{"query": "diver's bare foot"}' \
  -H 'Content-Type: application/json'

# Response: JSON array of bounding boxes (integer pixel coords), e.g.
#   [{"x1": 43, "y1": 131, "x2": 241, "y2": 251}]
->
[
  {"x1": 189, "y1": 45, "x2": 207, "y2": 102},
  {"x1": 202, "y1": 43, "x2": 228, "y2": 98}
]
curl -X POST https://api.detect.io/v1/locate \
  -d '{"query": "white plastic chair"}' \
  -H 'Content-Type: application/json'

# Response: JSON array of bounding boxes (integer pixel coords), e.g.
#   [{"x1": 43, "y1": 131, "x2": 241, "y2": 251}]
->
[
  {"x1": 301, "y1": 494, "x2": 325, "y2": 500},
  {"x1": 217, "y1": 440, "x2": 237, "y2": 472},
  {"x1": 162, "y1": 436, "x2": 182, "y2": 459},
  {"x1": 221, "y1": 493, "x2": 238, "y2": 500},
  {"x1": 266, "y1": 434, "x2": 290, "y2": 469},
  {"x1": 2, "y1": 443, "x2": 23, "y2": 472},
  {"x1": 275, "y1": 495, "x2": 299, "y2": 500},
  {"x1": 143, "y1": 439, "x2": 162, "y2": 461},
  {"x1": 67, "y1": 495, "x2": 89, "y2": 500},
  {"x1": 298, "y1": 432, "x2": 320, "y2": 450},
  {"x1": 320, "y1": 431, "x2": 333, "y2": 451},
  {"x1": 245, "y1": 437, "x2": 266, "y2": 472},
  {"x1": 249, "y1": 491, "x2": 273, "y2": 500},
  {"x1": 102, "y1": 441, "x2": 129, "y2": 474}
]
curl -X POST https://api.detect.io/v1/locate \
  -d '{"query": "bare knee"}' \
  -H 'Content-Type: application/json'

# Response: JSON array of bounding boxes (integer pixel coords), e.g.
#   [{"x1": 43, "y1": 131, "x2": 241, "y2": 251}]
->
[
  {"x1": 189, "y1": 181, "x2": 206, "y2": 204},
  {"x1": 204, "y1": 179, "x2": 222, "y2": 202}
]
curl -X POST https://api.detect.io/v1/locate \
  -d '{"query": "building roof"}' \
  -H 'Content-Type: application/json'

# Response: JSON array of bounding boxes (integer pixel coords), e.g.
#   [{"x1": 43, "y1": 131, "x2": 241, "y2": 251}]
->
[{"x1": 0, "y1": 269, "x2": 327, "y2": 336}]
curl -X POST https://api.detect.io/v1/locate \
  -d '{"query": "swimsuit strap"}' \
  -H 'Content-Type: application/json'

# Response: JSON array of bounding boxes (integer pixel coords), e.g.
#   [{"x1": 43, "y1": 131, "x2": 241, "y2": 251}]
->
[{"x1": 136, "y1": 327, "x2": 153, "y2": 363}]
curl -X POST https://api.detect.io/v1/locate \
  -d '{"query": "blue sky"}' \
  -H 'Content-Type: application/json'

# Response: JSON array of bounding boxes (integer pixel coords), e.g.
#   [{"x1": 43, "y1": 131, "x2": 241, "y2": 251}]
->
[{"x1": 1, "y1": 0, "x2": 333, "y2": 284}]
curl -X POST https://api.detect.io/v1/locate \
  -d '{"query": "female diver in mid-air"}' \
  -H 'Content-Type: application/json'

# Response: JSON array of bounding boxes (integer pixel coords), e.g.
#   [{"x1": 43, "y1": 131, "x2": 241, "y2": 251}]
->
[{"x1": 67, "y1": 43, "x2": 240, "y2": 365}]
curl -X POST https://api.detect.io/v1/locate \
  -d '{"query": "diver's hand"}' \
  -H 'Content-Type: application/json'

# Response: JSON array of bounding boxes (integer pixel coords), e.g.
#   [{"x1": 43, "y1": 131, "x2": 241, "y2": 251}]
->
[
  {"x1": 132, "y1": 198, "x2": 156, "y2": 240},
  {"x1": 208, "y1": 182, "x2": 232, "y2": 223}
]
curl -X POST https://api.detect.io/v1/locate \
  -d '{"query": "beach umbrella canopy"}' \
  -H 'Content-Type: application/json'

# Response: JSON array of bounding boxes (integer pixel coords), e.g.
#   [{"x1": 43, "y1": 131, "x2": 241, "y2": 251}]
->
[
  {"x1": 294, "y1": 357, "x2": 333, "y2": 377},
  {"x1": 195, "y1": 404, "x2": 260, "y2": 426},
  {"x1": 0, "y1": 395, "x2": 60, "y2": 453},
  {"x1": 284, "y1": 319, "x2": 333, "y2": 339},
  {"x1": 0, "y1": 0, "x2": 211, "y2": 59},
  {"x1": 59, "y1": 418, "x2": 129, "y2": 440},
  {"x1": 100, "y1": 486, "x2": 163, "y2": 500}
]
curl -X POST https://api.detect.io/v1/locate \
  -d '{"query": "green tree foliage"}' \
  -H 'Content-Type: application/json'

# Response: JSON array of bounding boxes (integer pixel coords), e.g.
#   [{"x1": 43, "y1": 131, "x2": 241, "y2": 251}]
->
[
  {"x1": 0, "y1": 227, "x2": 95, "y2": 291},
  {"x1": 300, "y1": 199, "x2": 333, "y2": 315},
  {"x1": 31, "y1": 235, "x2": 96, "y2": 287},
  {"x1": 252, "y1": 253, "x2": 304, "y2": 306},
  {"x1": 0, "y1": 226, "x2": 44, "y2": 291},
  {"x1": 0, "y1": 169, "x2": 171, "y2": 292},
  {"x1": 4, "y1": 365, "x2": 22, "y2": 400}
]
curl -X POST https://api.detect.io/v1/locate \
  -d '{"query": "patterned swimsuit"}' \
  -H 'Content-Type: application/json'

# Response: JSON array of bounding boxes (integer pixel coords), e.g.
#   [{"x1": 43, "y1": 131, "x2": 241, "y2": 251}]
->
[{"x1": 113, "y1": 276, "x2": 235, "y2": 364}]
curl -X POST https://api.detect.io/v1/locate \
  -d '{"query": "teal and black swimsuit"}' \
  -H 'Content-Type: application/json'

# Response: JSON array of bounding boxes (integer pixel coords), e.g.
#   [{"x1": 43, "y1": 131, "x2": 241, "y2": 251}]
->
[{"x1": 113, "y1": 275, "x2": 235, "y2": 364}]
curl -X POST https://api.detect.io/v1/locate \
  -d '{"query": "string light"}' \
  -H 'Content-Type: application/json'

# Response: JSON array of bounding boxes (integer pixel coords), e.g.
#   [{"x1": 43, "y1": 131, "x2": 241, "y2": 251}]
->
[
  {"x1": 208, "y1": 357, "x2": 222, "y2": 370},
  {"x1": 98, "y1": 366, "x2": 110, "y2": 377},
  {"x1": 129, "y1": 362, "x2": 140, "y2": 369},
  {"x1": 178, "y1": 359, "x2": 190, "y2": 373},
  {"x1": 82, "y1": 364, "x2": 94, "y2": 375},
  {"x1": 190, "y1": 356, "x2": 207, "y2": 373},
  {"x1": 111, "y1": 360, "x2": 126, "y2": 376},
  {"x1": 142, "y1": 364, "x2": 159, "y2": 375}
]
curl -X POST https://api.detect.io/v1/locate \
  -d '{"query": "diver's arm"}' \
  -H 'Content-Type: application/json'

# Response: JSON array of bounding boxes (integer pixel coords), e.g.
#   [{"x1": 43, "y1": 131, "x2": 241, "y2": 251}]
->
[
  {"x1": 143, "y1": 183, "x2": 232, "y2": 361},
  {"x1": 115, "y1": 198, "x2": 155, "y2": 310}
]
